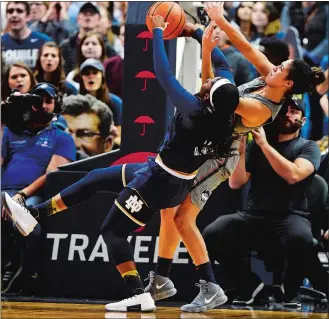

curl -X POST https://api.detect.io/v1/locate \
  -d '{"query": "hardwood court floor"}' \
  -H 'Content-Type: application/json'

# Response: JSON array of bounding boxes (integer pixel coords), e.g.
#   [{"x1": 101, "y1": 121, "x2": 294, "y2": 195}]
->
[{"x1": 1, "y1": 301, "x2": 328, "y2": 319}]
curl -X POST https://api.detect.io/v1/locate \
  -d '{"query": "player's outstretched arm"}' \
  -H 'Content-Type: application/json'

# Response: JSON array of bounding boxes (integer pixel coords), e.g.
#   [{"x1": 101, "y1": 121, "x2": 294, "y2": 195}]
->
[
  {"x1": 150, "y1": 15, "x2": 200, "y2": 118},
  {"x1": 188, "y1": 22, "x2": 234, "y2": 82},
  {"x1": 204, "y1": 2, "x2": 274, "y2": 76},
  {"x1": 201, "y1": 22, "x2": 234, "y2": 84}
]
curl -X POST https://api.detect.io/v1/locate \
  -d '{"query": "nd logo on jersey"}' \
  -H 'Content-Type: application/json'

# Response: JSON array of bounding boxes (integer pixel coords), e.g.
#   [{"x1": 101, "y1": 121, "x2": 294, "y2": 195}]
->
[
  {"x1": 125, "y1": 195, "x2": 143, "y2": 213},
  {"x1": 194, "y1": 140, "x2": 214, "y2": 156}
]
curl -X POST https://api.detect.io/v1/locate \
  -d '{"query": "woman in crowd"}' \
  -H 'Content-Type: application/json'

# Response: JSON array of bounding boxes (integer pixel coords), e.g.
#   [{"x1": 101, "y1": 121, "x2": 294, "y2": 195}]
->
[
  {"x1": 80, "y1": 58, "x2": 122, "y2": 147},
  {"x1": 251, "y1": 2, "x2": 281, "y2": 42},
  {"x1": 34, "y1": 42, "x2": 77, "y2": 97},
  {"x1": 233, "y1": 2, "x2": 257, "y2": 42},
  {"x1": 2, "y1": 63, "x2": 36, "y2": 100},
  {"x1": 66, "y1": 32, "x2": 107, "y2": 91}
]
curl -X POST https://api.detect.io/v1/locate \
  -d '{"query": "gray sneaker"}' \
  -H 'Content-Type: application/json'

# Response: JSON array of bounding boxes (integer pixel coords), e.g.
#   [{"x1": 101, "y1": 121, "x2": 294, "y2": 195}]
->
[
  {"x1": 181, "y1": 280, "x2": 228, "y2": 313},
  {"x1": 144, "y1": 271, "x2": 177, "y2": 301}
]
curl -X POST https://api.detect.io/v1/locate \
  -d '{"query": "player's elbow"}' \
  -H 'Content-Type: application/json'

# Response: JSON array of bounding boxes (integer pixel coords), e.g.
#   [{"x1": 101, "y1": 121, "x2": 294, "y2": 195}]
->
[{"x1": 228, "y1": 178, "x2": 246, "y2": 189}]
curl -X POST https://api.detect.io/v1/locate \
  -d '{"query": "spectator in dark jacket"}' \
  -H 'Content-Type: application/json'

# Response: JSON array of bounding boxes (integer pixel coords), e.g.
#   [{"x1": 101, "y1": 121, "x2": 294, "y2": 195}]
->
[
  {"x1": 30, "y1": 2, "x2": 78, "y2": 45},
  {"x1": 59, "y1": 2, "x2": 117, "y2": 75}
]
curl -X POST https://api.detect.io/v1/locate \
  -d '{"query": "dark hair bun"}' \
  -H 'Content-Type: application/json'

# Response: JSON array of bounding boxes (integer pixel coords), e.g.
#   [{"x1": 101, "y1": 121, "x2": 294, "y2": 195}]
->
[{"x1": 310, "y1": 67, "x2": 325, "y2": 87}]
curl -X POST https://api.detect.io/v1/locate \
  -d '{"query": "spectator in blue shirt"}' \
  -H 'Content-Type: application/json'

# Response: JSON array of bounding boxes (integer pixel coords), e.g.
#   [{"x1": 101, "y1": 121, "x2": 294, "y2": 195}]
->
[
  {"x1": 1, "y1": 2, "x2": 52, "y2": 70},
  {"x1": 1, "y1": 83, "x2": 76, "y2": 296}
]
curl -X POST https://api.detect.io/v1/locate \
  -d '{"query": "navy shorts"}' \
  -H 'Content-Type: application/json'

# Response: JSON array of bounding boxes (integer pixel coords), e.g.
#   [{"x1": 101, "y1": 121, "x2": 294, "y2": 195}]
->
[{"x1": 124, "y1": 157, "x2": 194, "y2": 212}]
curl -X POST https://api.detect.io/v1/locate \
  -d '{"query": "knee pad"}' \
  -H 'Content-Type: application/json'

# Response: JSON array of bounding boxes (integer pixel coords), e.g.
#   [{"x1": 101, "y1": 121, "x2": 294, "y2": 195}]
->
[{"x1": 115, "y1": 187, "x2": 155, "y2": 227}]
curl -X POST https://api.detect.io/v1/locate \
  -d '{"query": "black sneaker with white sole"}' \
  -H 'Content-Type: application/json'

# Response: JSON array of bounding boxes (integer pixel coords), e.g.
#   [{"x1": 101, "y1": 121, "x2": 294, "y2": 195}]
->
[
  {"x1": 283, "y1": 295, "x2": 302, "y2": 308},
  {"x1": 1, "y1": 262, "x2": 22, "y2": 294}
]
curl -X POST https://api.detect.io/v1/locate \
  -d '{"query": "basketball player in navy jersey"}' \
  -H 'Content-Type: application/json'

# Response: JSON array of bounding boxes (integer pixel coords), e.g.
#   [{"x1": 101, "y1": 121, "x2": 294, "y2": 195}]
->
[{"x1": 2, "y1": 17, "x2": 239, "y2": 311}]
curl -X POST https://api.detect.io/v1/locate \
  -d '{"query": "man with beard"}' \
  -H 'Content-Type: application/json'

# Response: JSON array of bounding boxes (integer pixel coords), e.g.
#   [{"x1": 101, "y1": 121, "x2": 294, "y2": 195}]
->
[
  {"x1": 1, "y1": 83, "x2": 75, "y2": 295},
  {"x1": 202, "y1": 96, "x2": 327, "y2": 307}
]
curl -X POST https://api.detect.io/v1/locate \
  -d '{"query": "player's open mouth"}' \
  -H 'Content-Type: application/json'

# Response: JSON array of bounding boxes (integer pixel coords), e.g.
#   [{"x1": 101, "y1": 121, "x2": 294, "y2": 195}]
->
[{"x1": 88, "y1": 81, "x2": 94, "y2": 85}]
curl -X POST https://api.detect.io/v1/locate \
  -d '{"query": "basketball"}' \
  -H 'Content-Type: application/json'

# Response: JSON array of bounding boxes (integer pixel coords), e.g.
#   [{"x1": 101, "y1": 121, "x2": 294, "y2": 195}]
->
[{"x1": 146, "y1": 2, "x2": 186, "y2": 40}]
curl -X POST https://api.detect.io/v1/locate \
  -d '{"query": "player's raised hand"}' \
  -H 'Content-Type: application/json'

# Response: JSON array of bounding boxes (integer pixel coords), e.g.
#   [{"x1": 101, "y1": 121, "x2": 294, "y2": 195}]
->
[
  {"x1": 203, "y1": 2, "x2": 226, "y2": 24},
  {"x1": 202, "y1": 21, "x2": 219, "y2": 52},
  {"x1": 150, "y1": 15, "x2": 169, "y2": 31}
]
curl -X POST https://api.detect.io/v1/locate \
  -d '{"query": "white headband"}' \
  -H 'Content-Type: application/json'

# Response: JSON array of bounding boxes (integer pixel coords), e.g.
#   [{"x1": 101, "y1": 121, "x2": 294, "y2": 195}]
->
[{"x1": 210, "y1": 78, "x2": 232, "y2": 107}]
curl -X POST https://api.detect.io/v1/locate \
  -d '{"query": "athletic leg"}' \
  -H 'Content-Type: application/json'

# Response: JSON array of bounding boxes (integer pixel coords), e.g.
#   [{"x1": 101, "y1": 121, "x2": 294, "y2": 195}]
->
[
  {"x1": 35, "y1": 165, "x2": 127, "y2": 216},
  {"x1": 173, "y1": 194, "x2": 227, "y2": 312},
  {"x1": 145, "y1": 207, "x2": 180, "y2": 301},
  {"x1": 101, "y1": 187, "x2": 156, "y2": 312},
  {"x1": 174, "y1": 195, "x2": 215, "y2": 281}
]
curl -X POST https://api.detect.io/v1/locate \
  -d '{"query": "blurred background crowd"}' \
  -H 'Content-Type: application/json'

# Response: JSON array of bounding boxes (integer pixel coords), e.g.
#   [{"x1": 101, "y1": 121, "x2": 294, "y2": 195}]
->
[
  {"x1": 1, "y1": 1, "x2": 328, "y2": 301},
  {"x1": 1, "y1": 1, "x2": 328, "y2": 159}
]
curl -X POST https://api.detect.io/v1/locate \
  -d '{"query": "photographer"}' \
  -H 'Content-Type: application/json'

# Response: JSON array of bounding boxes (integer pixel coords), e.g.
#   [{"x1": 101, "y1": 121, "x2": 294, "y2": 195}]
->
[{"x1": 1, "y1": 83, "x2": 76, "y2": 295}]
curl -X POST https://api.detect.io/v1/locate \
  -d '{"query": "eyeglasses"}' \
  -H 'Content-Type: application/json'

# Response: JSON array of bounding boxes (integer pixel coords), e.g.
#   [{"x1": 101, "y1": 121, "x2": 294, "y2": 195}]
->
[
  {"x1": 70, "y1": 130, "x2": 102, "y2": 142},
  {"x1": 7, "y1": 8, "x2": 25, "y2": 14}
]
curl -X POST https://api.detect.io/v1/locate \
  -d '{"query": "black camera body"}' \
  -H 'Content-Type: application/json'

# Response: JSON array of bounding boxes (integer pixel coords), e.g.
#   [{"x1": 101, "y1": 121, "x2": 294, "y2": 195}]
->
[{"x1": 1, "y1": 92, "x2": 42, "y2": 134}]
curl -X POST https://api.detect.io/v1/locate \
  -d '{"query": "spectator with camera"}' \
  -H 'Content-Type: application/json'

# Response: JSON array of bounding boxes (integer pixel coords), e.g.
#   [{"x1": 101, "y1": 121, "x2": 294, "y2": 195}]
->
[
  {"x1": 29, "y1": 2, "x2": 78, "y2": 45},
  {"x1": 60, "y1": 2, "x2": 117, "y2": 75},
  {"x1": 1, "y1": 2, "x2": 52, "y2": 70},
  {"x1": 61, "y1": 94, "x2": 115, "y2": 159},
  {"x1": 1, "y1": 63, "x2": 37, "y2": 133},
  {"x1": 202, "y1": 97, "x2": 327, "y2": 307},
  {"x1": 34, "y1": 42, "x2": 78, "y2": 97},
  {"x1": 1, "y1": 83, "x2": 76, "y2": 295}
]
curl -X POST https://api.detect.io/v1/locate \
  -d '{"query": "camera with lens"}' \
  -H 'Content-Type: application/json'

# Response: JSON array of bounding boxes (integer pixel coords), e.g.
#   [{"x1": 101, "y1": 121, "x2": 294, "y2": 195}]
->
[{"x1": 1, "y1": 91, "x2": 42, "y2": 134}]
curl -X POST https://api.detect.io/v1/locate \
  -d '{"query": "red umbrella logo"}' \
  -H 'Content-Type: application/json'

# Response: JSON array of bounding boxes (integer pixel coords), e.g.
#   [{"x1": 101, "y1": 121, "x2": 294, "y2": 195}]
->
[
  {"x1": 135, "y1": 71, "x2": 156, "y2": 91},
  {"x1": 134, "y1": 116, "x2": 155, "y2": 136},
  {"x1": 136, "y1": 31, "x2": 153, "y2": 51}
]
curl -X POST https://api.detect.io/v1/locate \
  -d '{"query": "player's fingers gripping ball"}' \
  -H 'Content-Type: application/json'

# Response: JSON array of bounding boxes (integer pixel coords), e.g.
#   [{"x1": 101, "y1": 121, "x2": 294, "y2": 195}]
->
[{"x1": 146, "y1": 2, "x2": 186, "y2": 39}]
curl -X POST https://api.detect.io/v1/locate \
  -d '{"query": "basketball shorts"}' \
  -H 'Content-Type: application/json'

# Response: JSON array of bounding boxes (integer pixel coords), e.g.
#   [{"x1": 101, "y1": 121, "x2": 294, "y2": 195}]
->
[
  {"x1": 119, "y1": 157, "x2": 194, "y2": 215},
  {"x1": 190, "y1": 150, "x2": 240, "y2": 210}
]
